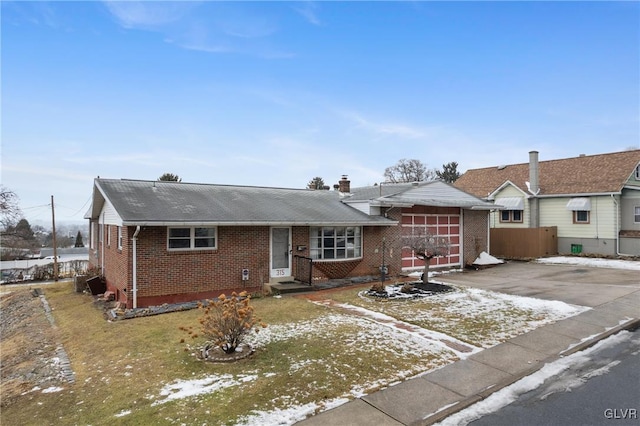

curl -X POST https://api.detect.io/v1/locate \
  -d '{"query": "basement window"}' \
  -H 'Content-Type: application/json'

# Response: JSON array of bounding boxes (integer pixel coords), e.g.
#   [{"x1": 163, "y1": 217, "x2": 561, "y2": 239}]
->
[{"x1": 168, "y1": 227, "x2": 216, "y2": 250}]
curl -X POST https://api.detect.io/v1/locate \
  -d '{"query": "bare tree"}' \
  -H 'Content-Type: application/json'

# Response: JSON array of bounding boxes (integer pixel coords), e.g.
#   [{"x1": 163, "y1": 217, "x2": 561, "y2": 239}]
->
[
  {"x1": 0, "y1": 185, "x2": 21, "y2": 233},
  {"x1": 384, "y1": 159, "x2": 436, "y2": 183},
  {"x1": 402, "y1": 229, "x2": 450, "y2": 283}
]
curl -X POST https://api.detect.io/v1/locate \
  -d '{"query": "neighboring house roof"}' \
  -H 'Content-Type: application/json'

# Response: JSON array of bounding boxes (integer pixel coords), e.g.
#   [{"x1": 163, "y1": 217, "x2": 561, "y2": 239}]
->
[
  {"x1": 345, "y1": 180, "x2": 498, "y2": 210},
  {"x1": 88, "y1": 179, "x2": 395, "y2": 227},
  {"x1": 455, "y1": 150, "x2": 640, "y2": 198}
]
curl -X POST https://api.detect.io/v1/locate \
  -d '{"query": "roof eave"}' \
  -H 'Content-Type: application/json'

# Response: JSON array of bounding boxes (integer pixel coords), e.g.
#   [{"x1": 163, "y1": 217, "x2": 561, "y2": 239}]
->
[{"x1": 121, "y1": 220, "x2": 398, "y2": 227}]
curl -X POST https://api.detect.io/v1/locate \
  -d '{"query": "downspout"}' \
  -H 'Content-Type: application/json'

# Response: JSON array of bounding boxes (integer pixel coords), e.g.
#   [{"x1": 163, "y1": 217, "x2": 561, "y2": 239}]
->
[
  {"x1": 132, "y1": 226, "x2": 141, "y2": 309},
  {"x1": 611, "y1": 194, "x2": 632, "y2": 256},
  {"x1": 100, "y1": 219, "x2": 105, "y2": 276}
]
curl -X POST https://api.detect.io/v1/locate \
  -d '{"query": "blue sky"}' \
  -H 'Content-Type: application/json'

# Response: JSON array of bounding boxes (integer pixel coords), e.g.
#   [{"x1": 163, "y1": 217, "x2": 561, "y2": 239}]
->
[{"x1": 2, "y1": 1, "x2": 639, "y2": 224}]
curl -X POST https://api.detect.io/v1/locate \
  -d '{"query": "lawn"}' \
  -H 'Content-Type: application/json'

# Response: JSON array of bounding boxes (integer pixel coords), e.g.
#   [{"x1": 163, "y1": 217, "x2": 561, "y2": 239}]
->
[{"x1": 0, "y1": 279, "x2": 586, "y2": 425}]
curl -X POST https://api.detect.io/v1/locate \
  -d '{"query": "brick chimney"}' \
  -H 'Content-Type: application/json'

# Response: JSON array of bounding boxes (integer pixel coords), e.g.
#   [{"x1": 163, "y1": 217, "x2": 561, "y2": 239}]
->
[{"x1": 338, "y1": 175, "x2": 350, "y2": 193}]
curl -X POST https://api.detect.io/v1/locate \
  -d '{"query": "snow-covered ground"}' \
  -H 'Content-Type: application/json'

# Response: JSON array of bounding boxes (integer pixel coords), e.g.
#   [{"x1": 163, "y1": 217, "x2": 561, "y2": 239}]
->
[
  {"x1": 31, "y1": 255, "x2": 638, "y2": 425},
  {"x1": 537, "y1": 256, "x2": 640, "y2": 271},
  {"x1": 133, "y1": 277, "x2": 591, "y2": 425}
]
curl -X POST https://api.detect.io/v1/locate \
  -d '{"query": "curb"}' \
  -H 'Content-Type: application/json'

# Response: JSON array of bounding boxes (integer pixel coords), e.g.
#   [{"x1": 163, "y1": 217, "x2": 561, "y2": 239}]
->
[{"x1": 421, "y1": 317, "x2": 640, "y2": 425}]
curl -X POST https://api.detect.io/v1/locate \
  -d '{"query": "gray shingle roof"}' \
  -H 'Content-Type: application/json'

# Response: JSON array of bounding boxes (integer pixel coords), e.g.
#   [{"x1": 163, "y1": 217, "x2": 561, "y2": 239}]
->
[
  {"x1": 90, "y1": 179, "x2": 395, "y2": 226},
  {"x1": 346, "y1": 180, "x2": 497, "y2": 210}
]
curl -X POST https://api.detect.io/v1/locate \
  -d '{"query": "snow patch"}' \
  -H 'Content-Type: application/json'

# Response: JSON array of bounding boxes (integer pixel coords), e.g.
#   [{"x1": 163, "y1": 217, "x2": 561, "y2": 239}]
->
[
  {"x1": 473, "y1": 251, "x2": 504, "y2": 266},
  {"x1": 537, "y1": 256, "x2": 640, "y2": 271}
]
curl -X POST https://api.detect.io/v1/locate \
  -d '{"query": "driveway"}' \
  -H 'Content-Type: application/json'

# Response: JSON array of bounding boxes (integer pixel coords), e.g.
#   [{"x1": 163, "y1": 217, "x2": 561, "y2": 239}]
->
[{"x1": 440, "y1": 260, "x2": 640, "y2": 307}]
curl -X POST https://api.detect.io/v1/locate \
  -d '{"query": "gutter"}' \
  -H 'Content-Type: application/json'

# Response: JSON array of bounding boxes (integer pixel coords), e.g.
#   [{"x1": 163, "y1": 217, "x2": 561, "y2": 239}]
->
[
  {"x1": 132, "y1": 226, "x2": 141, "y2": 309},
  {"x1": 611, "y1": 194, "x2": 634, "y2": 257},
  {"x1": 121, "y1": 220, "x2": 396, "y2": 227}
]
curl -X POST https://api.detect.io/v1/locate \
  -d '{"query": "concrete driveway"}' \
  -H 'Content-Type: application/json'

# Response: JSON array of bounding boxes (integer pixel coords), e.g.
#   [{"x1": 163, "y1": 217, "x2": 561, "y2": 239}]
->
[{"x1": 440, "y1": 260, "x2": 640, "y2": 308}]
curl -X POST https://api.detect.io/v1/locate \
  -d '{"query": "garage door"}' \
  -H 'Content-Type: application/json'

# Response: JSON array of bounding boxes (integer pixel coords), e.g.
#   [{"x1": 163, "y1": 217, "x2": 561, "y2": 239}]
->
[{"x1": 401, "y1": 212, "x2": 461, "y2": 270}]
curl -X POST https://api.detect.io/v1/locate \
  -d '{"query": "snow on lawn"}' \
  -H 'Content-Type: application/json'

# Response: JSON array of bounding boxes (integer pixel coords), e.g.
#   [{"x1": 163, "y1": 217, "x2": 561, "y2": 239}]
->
[
  {"x1": 146, "y1": 285, "x2": 589, "y2": 425},
  {"x1": 351, "y1": 283, "x2": 588, "y2": 347},
  {"x1": 537, "y1": 256, "x2": 640, "y2": 270}
]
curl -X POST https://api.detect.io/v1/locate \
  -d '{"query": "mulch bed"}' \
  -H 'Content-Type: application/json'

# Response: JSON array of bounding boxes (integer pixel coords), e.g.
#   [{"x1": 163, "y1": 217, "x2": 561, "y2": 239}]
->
[{"x1": 366, "y1": 281, "x2": 455, "y2": 299}]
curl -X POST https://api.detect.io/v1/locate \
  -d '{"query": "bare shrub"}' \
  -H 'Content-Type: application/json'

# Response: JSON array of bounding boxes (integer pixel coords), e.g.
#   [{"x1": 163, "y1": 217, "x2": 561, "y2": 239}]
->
[{"x1": 183, "y1": 291, "x2": 266, "y2": 354}]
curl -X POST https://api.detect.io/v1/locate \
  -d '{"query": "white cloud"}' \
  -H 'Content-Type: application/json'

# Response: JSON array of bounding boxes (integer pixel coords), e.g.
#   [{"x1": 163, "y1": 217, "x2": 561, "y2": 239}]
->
[
  {"x1": 293, "y1": 2, "x2": 322, "y2": 26},
  {"x1": 340, "y1": 110, "x2": 428, "y2": 140},
  {"x1": 103, "y1": 1, "x2": 195, "y2": 29}
]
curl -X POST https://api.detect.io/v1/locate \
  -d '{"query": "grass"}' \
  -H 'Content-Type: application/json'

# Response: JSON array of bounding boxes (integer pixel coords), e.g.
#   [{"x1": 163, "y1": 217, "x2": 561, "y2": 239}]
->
[{"x1": 0, "y1": 280, "x2": 579, "y2": 425}]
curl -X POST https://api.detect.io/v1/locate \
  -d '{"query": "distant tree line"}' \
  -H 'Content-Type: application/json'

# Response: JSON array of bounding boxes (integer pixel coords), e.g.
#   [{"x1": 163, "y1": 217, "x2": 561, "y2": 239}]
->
[{"x1": 306, "y1": 159, "x2": 461, "y2": 190}]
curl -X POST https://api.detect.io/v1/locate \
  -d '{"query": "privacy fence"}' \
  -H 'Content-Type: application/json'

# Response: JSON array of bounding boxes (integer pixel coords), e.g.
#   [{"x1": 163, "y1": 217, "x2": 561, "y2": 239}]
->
[{"x1": 490, "y1": 226, "x2": 557, "y2": 259}]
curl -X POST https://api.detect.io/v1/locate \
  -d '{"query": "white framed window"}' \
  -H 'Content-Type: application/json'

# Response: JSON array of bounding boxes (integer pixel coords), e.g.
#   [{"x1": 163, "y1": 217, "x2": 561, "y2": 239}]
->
[
  {"x1": 168, "y1": 227, "x2": 216, "y2": 250},
  {"x1": 500, "y1": 210, "x2": 523, "y2": 223},
  {"x1": 635, "y1": 165, "x2": 640, "y2": 180},
  {"x1": 309, "y1": 226, "x2": 361, "y2": 260},
  {"x1": 634, "y1": 206, "x2": 640, "y2": 223},
  {"x1": 117, "y1": 226, "x2": 123, "y2": 250},
  {"x1": 574, "y1": 210, "x2": 590, "y2": 224}
]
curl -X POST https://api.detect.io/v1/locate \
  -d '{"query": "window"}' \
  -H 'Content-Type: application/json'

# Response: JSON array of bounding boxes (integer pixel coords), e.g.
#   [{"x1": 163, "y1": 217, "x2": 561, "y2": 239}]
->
[
  {"x1": 168, "y1": 227, "x2": 216, "y2": 250},
  {"x1": 500, "y1": 210, "x2": 523, "y2": 223},
  {"x1": 574, "y1": 210, "x2": 590, "y2": 224},
  {"x1": 117, "y1": 227, "x2": 123, "y2": 250},
  {"x1": 634, "y1": 206, "x2": 640, "y2": 223},
  {"x1": 310, "y1": 226, "x2": 361, "y2": 260},
  {"x1": 635, "y1": 165, "x2": 640, "y2": 180}
]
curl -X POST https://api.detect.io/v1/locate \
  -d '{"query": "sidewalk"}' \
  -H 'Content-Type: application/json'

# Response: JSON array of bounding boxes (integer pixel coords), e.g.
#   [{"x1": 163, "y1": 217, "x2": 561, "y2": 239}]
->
[{"x1": 296, "y1": 287, "x2": 640, "y2": 426}]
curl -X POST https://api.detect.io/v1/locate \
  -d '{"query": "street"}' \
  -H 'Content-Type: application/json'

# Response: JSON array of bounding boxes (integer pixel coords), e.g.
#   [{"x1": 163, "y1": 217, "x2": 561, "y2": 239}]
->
[{"x1": 468, "y1": 329, "x2": 640, "y2": 426}]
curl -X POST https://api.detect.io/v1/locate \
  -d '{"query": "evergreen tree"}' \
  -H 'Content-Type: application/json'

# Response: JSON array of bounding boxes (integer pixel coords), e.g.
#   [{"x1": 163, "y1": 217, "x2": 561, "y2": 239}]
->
[
  {"x1": 436, "y1": 161, "x2": 461, "y2": 183},
  {"x1": 158, "y1": 173, "x2": 182, "y2": 182},
  {"x1": 307, "y1": 177, "x2": 328, "y2": 190},
  {"x1": 75, "y1": 231, "x2": 84, "y2": 247}
]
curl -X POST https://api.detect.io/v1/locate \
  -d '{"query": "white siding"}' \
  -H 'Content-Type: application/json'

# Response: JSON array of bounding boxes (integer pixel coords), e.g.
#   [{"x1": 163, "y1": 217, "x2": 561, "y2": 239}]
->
[
  {"x1": 490, "y1": 186, "x2": 529, "y2": 229},
  {"x1": 540, "y1": 196, "x2": 617, "y2": 239},
  {"x1": 346, "y1": 201, "x2": 373, "y2": 215},
  {"x1": 99, "y1": 200, "x2": 123, "y2": 226}
]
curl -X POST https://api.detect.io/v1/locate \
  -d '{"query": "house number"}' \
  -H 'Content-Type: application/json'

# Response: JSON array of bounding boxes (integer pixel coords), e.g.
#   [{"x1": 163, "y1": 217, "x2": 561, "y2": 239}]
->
[{"x1": 275, "y1": 269, "x2": 286, "y2": 276}]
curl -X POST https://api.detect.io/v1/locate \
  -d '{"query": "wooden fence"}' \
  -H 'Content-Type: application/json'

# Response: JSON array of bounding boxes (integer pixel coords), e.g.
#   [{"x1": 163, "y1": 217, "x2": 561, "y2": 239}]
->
[{"x1": 490, "y1": 226, "x2": 558, "y2": 259}]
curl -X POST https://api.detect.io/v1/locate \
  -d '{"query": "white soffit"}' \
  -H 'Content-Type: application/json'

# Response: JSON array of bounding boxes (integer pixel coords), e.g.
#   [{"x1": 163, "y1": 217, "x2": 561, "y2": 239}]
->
[
  {"x1": 495, "y1": 197, "x2": 524, "y2": 210},
  {"x1": 566, "y1": 197, "x2": 591, "y2": 211}
]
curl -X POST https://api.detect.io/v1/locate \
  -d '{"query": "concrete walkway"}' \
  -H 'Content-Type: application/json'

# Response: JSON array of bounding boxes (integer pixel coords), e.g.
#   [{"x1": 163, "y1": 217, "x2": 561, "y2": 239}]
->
[{"x1": 296, "y1": 261, "x2": 640, "y2": 426}]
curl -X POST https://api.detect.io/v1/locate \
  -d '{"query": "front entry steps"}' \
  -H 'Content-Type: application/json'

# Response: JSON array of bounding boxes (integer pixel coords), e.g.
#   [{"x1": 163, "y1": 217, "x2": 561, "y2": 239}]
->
[
  {"x1": 265, "y1": 275, "x2": 387, "y2": 295},
  {"x1": 267, "y1": 281, "x2": 312, "y2": 295}
]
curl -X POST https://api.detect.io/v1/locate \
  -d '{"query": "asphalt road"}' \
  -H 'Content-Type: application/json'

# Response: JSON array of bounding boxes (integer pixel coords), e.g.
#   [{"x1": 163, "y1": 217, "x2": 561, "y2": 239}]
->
[{"x1": 469, "y1": 329, "x2": 640, "y2": 426}]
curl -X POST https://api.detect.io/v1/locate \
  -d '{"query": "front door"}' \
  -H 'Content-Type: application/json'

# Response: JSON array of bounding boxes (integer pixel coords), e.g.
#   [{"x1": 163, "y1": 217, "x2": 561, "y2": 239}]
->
[{"x1": 270, "y1": 227, "x2": 291, "y2": 280}]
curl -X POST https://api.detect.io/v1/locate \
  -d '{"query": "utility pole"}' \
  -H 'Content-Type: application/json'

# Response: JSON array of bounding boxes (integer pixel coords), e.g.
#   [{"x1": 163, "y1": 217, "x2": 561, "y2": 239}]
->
[{"x1": 51, "y1": 195, "x2": 58, "y2": 282}]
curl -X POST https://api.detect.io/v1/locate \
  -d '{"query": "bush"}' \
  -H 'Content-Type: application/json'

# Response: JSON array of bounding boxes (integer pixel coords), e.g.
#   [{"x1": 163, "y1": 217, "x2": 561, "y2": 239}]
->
[
  {"x1": 183, "y1": 291, "x2": 266, "y2": 354},
  {"x1": 400, "y1": 283, "x2": 414, "y2": 293},
  {"x1": 370, "y1": 282, "x2": 386, "y2": 293}
]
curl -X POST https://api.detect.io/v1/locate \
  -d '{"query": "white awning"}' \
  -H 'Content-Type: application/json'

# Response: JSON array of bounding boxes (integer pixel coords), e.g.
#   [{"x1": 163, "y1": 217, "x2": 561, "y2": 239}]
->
[
  {"x1": 495, "y1": 197, "x2": 524, "y2": 210},
  {"x1": 566, "y1": 197, "x2": 591, "y2": 211}
]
